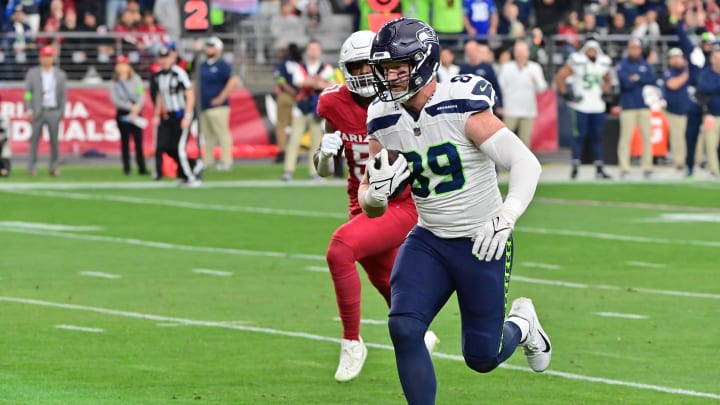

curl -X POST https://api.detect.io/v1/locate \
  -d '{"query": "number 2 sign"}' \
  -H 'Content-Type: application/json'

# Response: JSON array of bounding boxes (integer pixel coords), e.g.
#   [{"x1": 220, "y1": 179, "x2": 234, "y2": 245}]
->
[{"x1": 182, "y1": 0, "x2": 211, "y2": 34}]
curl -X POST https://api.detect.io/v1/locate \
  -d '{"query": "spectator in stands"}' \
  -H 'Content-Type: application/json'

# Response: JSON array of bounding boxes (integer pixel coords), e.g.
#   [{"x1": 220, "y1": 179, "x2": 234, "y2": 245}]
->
[
  {"x1": 153, "y1": 0, "x2": 180, "y2": 41},
  {"x1": 432, "y1": 0, "x2": 464, "y2": 41},
  {"x1": 663, "y1": 47, "x2": 690, "y2": 172},
  {"x1": 609, "y1": 12, "x2": 630, "y2": 35},
  {"x1": 272, "y1": 0, "x2": 309, "y2": 51},
  {"x1": 282, "y1": 39, "x2": 335, "y2": 182},
  {"x1": 107, "y1": 0, "x2": 127, "y2": 30},
  {"x1": 498, "y1": 0, "x2": 532, "y2": 34},
  {"x1": 75, "y1": 1, "x2": 105, "y2": 27},
  {"x1": 631, "y1": 11, "x2": 660, "y2": 39},
  {"x1": 462, "y1": 0, "x2": 498, "y2": 38},
  {"x1": 137, "y1": 10, "x2": 168, "y2": 53},
  {"x1": 111, "y1": 54, "x2": 149, "y2": 176},
  {"x1": 460, "y1": 40, "x2": 503, "y2": 114},
  {"x1": 697, "y1": 48, "x2": 720, "y2": 179},
  {"x1": 37, "y1": 15, "x2": 60, "y2": 48},
  {"x1": 59, "y1": 9, "x2": 86, "y2": 81},
  {"x1": 47, "y1": 0, "x2": 65, "y2": 26},
  {"x1": 557, "y1": 10, "x2": 580, "y2": 52},
  {"x1": 198, "y1": 37, "x2": 239, "y2": 172},
  {"x1": 126, "y1": 0, "x2": 142, "y2": 25},
  {"x1": 76, "y1": 11, "x2": 115, "y2": 81},
  {"x1": 581, "y1": 11, "x2": 598, "y2": 36},
  {"x1": 532, "y1": 0, "x2": 572, "y2": 36},
  {"x1": 500, "y1": 2, "x2": 525, "y2": 39},
  {"x1": 273, "y1": 43, "x2": 302, "y2": 164},
  {"x1": 616, "y1": 38, "x2": 656, "y2": 180},
  {"x1": 437, "y1": 47, "x2": 459, "y2": 82},
  {"x1": 706, "y1": 3, "x2": 720, "y2": 35},
  {"x1": 0, "y1": 93, "x2": 11, "y2": 177},
  {"x1": 6, "y1": 0, "x2": 41, "y2": 33},
  {"x1": 657, "y1": 0, "x2": 685, "y2": 36},
  {"x1": 555, "y1": 40, "x2": 613, "y2": 180},
  {"x1": 529, "y1": 27, "x2": 548, "y2": 64},
  {"x1": 618, "y1": 0, "x2": 643, "y2": 27},
  {"x1": 498, "y1": 40, "x2": 547, "y2": 146},
  {"x1": 114, "y1": 8, "x2": 139, "y2": 47},
  {"x1": 24, "y1": 45, "x2": 67, "y2": 177},
  {"x1": 3, "y1": 5, "x2": 33, "y2": 81}
]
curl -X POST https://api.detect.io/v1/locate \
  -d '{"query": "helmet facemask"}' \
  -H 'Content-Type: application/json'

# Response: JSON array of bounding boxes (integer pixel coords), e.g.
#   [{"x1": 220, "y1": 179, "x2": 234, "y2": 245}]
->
[
  {"x1": 340, "y1": 60, "x2": 376, "y2": 98},
  {"x1": 370, "y1": 44, "x2": 437, "y2": 103}
]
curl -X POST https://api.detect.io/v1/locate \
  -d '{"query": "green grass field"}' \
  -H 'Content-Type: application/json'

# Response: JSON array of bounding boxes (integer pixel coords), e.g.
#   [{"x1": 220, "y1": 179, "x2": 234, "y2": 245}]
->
[{"x1": 1, "y1": 165, "x2": 719, "y2": 404}]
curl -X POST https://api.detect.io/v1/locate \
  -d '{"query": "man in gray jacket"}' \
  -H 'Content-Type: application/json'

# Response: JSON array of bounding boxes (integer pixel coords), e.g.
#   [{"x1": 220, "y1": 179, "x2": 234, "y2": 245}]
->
[{"x1": 24, "y1": 45, "x2": 67, "y2": 177}]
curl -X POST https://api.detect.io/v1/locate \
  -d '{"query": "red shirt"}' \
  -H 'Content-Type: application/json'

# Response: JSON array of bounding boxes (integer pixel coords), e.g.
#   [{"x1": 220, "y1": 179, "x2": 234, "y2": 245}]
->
[{"x1": 317, "y1": 84, "x2": 411, "y2": 216}]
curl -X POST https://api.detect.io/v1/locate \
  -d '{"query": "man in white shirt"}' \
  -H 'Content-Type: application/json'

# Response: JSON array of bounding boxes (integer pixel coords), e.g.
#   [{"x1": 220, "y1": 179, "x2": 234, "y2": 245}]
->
[
  {"x1": 24, "y1": 46, "x2": 67, "y2": 177},
  {"x1": 499, "y1": 40, "x2": 548, "y2": 147}
]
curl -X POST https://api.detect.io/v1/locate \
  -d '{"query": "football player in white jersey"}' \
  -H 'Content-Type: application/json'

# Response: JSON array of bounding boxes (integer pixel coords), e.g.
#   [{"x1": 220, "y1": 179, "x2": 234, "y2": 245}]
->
[
  {"x1": 357, "y1": 18, "x2": 551, "y2": 404},
  {"x1": 556, "y1": 40, "x2": 613, "y2": 179}
]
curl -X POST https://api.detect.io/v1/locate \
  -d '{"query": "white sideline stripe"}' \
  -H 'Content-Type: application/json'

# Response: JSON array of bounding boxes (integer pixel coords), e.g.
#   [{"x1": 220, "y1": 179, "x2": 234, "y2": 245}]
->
[
  {"x1": 625, "y1": 261, "x2": 667, "y2": 269},
  {"x1": 520, "y1": 262, "x2": 561, "y2": 270},
  {"x1": 332, "y1": 317, "x2": 385, "y2": 326},
  {"x1": 2, "y1": 225, "x2": 718, "y2": 301},
  {"x1": 534, "y1": 197, "x2": 720, "y2": 213},
  {"x1": 0, "y1": 226, "x2": 326, "y2": 261},
  {"x1": 513, "y1": 275, "x2": 720, "y2": 300},
  {"x1": 518, "y1": 226, "x2": 720, "y2": 248},
  {"x1": 305, "y1": 266, "x2": 329, "y2": 273},
  {"x1": 4, "y1": 190, "x2": 347, "y2": 219},
  {"x1": 513, "y1": 275, "x2": 588, "y2": 289},
  {"x1": 79, "y1": 271, "x2": 122, "y2": 280},
  {"x1": 1, "y1": 296, "x2": 717, "y2": 400},
  {"x1": 0, "y1": 179, "x2": 347, "y2": 190},
  {"x1": 157, "y1": 320, "x2": 251, "y2": 327},
  {"x1": 594, "y1": 312, "x2": 649, "y2": 320},
  {"x1": 0, "y1": 221, "x2": 103, "y2": 232},
  {"x1": 55, "y1": 324, "x2": 105, "y2": 333},
  {"x1": 193, "y1": 269, "x2": 233, "y2": 277}
]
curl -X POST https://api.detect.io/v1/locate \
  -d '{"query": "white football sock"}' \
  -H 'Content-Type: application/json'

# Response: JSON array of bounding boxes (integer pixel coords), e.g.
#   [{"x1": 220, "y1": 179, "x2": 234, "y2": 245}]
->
[{"x1": 508, "y1": 317, "x2": 530, "y2": 343}]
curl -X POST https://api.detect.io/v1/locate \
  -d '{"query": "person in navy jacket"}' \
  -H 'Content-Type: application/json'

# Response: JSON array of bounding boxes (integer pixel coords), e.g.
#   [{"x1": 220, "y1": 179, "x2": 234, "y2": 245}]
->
[
  {"x1": 697, "y1": 48, "x2": 720, "y2": 179},
  {"x1": 663, "y1": 47, "x2": 690, "y2": 171},
  {"x1": 616, "y1": 38, "x2": 657, "y2": 179}
]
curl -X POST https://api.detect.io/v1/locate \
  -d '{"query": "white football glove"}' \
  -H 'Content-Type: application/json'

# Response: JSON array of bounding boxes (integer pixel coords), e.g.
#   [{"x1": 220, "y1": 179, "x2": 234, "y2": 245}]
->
[
  {"x1": 320, "y1": 131, "x2": 343, "y2": 157},
  {"x1": 471, "y1": 211, "x2": 515, "y2": 262},
  {"x1": 365, "y1": 149, "x2": 410, "y2": 208}
]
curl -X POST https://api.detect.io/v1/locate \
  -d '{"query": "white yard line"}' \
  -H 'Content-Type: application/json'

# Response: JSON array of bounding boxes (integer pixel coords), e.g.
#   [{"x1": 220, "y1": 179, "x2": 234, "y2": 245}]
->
[
  {"x1": 0, "y1": 179, "x2": 346, "y2": 190},
  {"x1": 4, "y1": 190, "x2": 347, "y2": 219},
  {"x1": 0, "y1": 221, "x2": 103, "y2": 232},
  {"x1": 594, "y1": 312, "x2": 649, "y2": 320},
  {"x1": 79, "y1": 271, "x2": 122, "y2": 280},
  {"x1": 193, "y1": 269, "x2": 233, "y2": 277},
  {"x1": 625, "y1": 261, "x2": 667, "y2": 269},
  {"x1": 55, "y1": 324, "x2": 105, "y2": 333},
  {"x1": 1, "y1": 225, "x2": 716, "y2": 301},
  {"x1": 0, "y1": 296, "x2": 716, "y2": 400},
  {"x1": 534, "y1": 197, "x2": 720, "y2": 213},
  {"x1": 518, "y1": 226, "x2": 720, "y2": 248},
  {"x1": 520, "y1": 262, "x2": 561, "y2": 270},
  {"x1": 513, "y1": 275, "x2": 720, "y2": 300},
  {"x1": 0, "y1": 226, "x2": 326, "y2": 261},
  {"x1": 332, "y1": 317, "x2": 386, "y2": 325},
  {"x1": 305, "y1": 266, "x2": 329, "y2": 272}
]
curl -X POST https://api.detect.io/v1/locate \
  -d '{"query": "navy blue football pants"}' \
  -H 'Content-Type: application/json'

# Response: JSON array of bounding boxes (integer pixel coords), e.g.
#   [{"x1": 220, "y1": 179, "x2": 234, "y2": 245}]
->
[
  {"x1": 572, "y1": 110, "x2": 606, "y2": 162},
  {"x1": 388, "y1": 226, "x2": 521, "y2": 405}
]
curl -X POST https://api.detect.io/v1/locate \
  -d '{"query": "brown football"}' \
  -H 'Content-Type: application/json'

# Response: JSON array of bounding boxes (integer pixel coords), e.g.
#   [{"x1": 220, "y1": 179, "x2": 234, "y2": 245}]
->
[{"x1": 370, "y1": 150, "x2": 410, "y2": 199}]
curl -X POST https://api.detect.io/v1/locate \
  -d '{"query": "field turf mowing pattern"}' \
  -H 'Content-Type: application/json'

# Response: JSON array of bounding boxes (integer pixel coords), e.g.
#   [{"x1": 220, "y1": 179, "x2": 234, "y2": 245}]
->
[{"x1": 1, "y1": 165, "x2": 719, "y2": 404}]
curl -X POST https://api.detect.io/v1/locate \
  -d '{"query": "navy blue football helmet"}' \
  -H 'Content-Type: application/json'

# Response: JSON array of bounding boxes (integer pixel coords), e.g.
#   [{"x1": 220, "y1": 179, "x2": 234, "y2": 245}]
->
[{"x1": 369, "y1": 18, "x2": 440, "y2": 102}]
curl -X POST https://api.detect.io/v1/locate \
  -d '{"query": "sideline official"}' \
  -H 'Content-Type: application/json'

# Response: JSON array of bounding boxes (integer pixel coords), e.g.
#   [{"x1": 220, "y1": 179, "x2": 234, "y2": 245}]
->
[{"x1": 152, "y1": 45, "x2": 201, "y2": 186}]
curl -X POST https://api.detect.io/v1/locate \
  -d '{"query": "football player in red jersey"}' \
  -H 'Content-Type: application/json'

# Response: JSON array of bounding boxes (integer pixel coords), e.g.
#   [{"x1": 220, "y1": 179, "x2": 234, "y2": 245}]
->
[{"x1": 314, "y1": 31, "x2": 438, "y2": 383}]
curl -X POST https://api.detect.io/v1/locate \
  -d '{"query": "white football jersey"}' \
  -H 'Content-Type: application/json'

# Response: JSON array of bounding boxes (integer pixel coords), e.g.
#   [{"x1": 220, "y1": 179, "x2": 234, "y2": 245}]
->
[
  {"x1": 367, "y1": 74, "x2": 503, "y2": 238},
  {"x1": 567, "y1": 52, "x2": 612, "y2": 113}
]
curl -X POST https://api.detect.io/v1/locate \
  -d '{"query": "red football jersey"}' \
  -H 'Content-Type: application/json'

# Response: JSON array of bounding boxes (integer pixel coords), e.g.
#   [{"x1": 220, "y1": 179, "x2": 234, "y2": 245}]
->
[{"x1": 317, "y1": 84, "x2": 410, "y2": 216}]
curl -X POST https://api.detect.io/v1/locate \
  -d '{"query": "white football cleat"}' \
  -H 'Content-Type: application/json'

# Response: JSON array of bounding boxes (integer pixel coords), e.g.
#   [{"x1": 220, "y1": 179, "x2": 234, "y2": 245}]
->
[
  {"x1": 424, "y1": 330, "x2": 440, "y2": 354},
  {"x1": 334, "y1": 337, "x2": 368, "y2": 382},
  {"x1": 508, "y1": 297, "x2": 552, "y2": 372}
]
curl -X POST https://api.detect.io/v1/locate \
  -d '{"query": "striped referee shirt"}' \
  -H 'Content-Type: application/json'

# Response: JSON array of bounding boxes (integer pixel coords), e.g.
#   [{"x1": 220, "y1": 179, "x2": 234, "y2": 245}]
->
[{"x1": 155, "y1": 65, "x2": 192, "y2": 114}]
